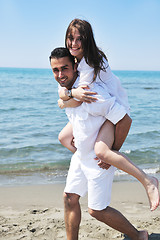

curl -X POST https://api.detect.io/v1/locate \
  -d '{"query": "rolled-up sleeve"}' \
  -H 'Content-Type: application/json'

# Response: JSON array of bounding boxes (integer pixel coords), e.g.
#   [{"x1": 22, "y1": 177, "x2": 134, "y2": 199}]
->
[{"x1": 82, "y1": 87, "x2": 127, "y2": 124}]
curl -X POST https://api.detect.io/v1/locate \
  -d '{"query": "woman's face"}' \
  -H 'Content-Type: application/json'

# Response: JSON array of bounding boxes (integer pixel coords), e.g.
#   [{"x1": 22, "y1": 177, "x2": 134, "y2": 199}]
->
[{"x1": 66, "y1": 28, "x2": 84, "y2": 62}]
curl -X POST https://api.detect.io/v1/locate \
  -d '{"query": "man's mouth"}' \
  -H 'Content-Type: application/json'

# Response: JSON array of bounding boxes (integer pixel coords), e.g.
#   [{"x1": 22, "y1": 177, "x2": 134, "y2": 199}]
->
[{"x1": 59, "y1": 78, "x2": 67, "y2": 84}]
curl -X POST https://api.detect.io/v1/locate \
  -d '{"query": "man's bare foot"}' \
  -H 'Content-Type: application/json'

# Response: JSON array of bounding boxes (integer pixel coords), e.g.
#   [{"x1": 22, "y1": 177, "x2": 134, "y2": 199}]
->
[
  {"x1": 145, "y1": 176, "x2": 159, "y2": 211},
  {"x1": 137, "y1": 230, "x2": 148, "y2": 240}
]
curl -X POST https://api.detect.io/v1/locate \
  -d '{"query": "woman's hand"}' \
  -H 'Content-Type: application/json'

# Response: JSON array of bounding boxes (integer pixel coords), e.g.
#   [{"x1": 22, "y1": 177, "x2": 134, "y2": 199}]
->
[
  {"x1": 58, "y1": 98, "x2": 82, "y2": 109},
  {"x1": 72, "y1": 85, "x2": 98, "y2": 103}
]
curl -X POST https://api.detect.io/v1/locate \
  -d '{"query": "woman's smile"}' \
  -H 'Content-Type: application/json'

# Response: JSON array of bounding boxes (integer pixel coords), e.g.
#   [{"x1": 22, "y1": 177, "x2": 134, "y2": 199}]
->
[{"x1": 67, "y1": 28, "x2": 84, "y2": 61}]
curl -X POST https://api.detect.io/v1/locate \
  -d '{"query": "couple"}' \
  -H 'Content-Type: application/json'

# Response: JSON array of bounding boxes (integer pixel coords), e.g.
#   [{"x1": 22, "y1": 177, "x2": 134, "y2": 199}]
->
[{"x1": 50, "y1": 47, "x2": 159, "y2": 240}]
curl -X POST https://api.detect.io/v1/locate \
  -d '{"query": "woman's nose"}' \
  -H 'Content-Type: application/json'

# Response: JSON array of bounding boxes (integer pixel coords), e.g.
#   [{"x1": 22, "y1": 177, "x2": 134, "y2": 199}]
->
[{"x1": 72, "y1": 39, "x2": 77, "y2": 45}]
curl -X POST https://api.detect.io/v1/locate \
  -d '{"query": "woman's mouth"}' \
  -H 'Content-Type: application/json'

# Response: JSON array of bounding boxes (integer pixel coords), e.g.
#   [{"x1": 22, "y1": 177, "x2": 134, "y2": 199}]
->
[{"x1": 71, "y1": 47, "x2": 80, "y2": 52}]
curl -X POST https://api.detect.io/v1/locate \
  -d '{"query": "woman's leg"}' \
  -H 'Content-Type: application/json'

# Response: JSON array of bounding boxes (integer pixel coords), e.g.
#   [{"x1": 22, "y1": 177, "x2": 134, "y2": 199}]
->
[
  {"x1": 58, "y1": 122, "x2": 76, "y2": 153},
  {"x1": 94, "y1": 120, "x2": 159, "y2": 211},
  {"x1": 112, "y1": 114, "x2": 132, "y2": 151}
]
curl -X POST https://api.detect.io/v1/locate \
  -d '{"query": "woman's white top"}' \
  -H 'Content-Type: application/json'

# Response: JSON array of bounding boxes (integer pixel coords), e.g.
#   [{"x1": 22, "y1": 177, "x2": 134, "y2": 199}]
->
[{"x1": 77, "y1": 57, "x2": 130, "y2": 114}]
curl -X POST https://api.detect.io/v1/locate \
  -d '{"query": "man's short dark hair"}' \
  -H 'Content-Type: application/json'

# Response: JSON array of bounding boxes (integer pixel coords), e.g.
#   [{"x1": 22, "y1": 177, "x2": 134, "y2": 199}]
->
[{"x1": 49, "y1": 47, "x2": 75, "y2": 67}]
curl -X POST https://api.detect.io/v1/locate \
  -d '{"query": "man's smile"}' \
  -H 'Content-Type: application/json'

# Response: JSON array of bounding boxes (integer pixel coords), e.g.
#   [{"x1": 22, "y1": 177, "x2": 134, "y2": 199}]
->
[{"x1": 59, "y1": 77, "x2": 67, "y2": 84}]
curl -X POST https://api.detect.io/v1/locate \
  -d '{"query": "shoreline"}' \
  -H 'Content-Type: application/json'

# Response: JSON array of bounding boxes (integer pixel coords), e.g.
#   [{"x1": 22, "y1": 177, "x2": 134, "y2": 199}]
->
[
  {"x1": 0, "y1": 168, "x2": 159, "y2": 188},
  {"x1": 0, "y1": 182, "x2": 160, "y2": 239}
]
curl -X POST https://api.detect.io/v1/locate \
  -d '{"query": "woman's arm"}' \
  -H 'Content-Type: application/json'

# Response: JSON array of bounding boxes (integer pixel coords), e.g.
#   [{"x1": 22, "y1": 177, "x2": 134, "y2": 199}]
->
[
  {"x1": 71, "y1": 86, "x2": 98, "y2": 103},
  {"x1": 59, "y1": 86, "x2": 98, "y2": 102},
  {"x1": 58, "y1": 86, "x2": 97, "y2": 108},
  {"x1": 58, "y1": 98, "x2": 82, "y2": 109},
  {"x1": 59, "y1": 88, "x2": 82, "y2": 108}
]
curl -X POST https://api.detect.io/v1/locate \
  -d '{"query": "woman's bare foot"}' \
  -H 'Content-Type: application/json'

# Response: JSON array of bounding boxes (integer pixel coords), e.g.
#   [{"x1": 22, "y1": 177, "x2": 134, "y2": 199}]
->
[
  {"x1": 137, "y1": 230, "x2": 148, "y2": 240},
  {"x1": 145, "y1": 176, "x2": 159, "y2": 211}
]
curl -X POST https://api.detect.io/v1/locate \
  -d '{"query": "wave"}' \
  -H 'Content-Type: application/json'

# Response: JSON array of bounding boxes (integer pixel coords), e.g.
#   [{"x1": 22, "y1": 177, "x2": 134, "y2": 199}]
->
[
  {"x1": 115, "y1": 166, "x2": 160, "y2": 176},
  {"x1": 143, "y1": 87, "x2": 160, "y2": 90},
  {"x1": 129, "y1": 130, "x2": 160, "y2": 137},
  {"x1": 0, "y1": 162, "x2": 70, "y2": 175}
]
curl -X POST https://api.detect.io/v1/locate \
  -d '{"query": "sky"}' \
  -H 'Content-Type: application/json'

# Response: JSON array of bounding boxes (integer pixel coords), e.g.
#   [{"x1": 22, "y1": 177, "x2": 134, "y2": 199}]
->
[{"x1": 0, "y1": 0, "x2": 160, "y2": 70}]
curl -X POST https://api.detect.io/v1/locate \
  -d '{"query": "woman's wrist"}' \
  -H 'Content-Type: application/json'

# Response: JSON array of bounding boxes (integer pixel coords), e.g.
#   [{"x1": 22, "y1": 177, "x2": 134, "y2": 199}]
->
[
  {"x1": 71, "y1": 88, "x2": 75, "y2": 98},
  {"x1": 66, "y1": 89, "x2": 73, "y2": 98}
]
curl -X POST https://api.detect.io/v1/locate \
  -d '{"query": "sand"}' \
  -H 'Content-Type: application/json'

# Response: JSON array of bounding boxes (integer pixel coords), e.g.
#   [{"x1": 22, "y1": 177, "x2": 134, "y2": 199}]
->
[{"x1": 0, "y1": 182, "x2": 160, "y2": 240}]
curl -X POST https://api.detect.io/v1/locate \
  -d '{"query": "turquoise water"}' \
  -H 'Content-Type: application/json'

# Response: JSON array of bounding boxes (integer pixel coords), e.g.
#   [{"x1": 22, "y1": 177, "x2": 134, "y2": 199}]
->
[{"x1": 0, "y1": 67, "x2": 160, "y2": 186}]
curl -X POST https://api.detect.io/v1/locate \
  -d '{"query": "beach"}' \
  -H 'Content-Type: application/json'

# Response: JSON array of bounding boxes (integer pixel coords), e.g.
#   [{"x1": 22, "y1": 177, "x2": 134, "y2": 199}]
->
[
  {"x1": 0, "y1": 68, "x2": 160, "y2": 239},
  {"x1": 0, "y1": 182, "x2": 160, "y2": 240}
]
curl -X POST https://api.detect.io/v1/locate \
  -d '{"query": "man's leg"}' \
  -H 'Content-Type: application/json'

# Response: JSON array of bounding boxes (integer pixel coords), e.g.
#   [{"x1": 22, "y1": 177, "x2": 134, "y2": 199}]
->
[
  {"x1": 87, "y1": 169, "x2": 148, "y2": 240},
  {"x1": 64, "y1": 192, "x2": 81, "y2": 240},
  {"x1": 88, "y1": 206, "x2": 148, "y2": 240}
]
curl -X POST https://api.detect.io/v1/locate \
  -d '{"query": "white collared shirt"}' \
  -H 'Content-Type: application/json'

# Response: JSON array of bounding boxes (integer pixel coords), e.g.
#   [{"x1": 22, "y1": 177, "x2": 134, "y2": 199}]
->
[
  {"x1": 77, "y1": 57, "x2": 130, "y2": 114},
  {"x1": 65, "y1": 80, "x2": 127, "y2": 178}
]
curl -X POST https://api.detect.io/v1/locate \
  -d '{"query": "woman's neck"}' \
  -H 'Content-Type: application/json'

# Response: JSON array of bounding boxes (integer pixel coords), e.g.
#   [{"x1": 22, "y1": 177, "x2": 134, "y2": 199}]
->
[{"x1": 76, "y1": 56, "x2": 83, "y2": 63}]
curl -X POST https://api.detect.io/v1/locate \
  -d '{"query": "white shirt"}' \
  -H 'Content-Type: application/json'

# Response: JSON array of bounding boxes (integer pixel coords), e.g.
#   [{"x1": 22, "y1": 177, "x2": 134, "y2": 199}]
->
[
  {"x1": 77, "y1": 57, "x2": 130, "y2": 114},
  {"x1": 65, "y1": 79, "x2": 127, "y2": 179}
]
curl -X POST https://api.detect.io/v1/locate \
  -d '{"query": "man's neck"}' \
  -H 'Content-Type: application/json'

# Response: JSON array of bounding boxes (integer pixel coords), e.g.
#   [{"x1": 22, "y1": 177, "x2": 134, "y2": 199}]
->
[{"x1": 67, "y1": 73, "x2": 78, "y2": 90}]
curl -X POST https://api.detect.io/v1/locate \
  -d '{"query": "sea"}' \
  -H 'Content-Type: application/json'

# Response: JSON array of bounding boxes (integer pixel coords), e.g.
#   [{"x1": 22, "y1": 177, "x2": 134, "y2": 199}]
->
[{"x1": 0, "y1": 67, "x2": 160, "y2": 186}]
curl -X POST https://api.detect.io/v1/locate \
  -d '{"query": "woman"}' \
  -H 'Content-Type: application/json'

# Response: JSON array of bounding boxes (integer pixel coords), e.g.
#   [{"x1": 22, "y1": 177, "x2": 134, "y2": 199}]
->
[{"x1": 58, "y1": 18, "x2": 159, "y2": 211}]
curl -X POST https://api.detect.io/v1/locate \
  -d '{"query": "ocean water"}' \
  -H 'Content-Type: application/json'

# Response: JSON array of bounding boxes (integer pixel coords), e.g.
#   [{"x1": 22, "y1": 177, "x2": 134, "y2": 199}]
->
[{"x1": 0, "y1": 67, "x2": 160, "y2": 186}]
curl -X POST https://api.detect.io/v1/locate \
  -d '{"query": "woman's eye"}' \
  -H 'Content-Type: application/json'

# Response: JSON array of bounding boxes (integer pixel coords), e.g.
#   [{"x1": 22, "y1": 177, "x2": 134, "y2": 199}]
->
[{"x1": 68, "y1": 36, "x2": 73, "y2": 41}]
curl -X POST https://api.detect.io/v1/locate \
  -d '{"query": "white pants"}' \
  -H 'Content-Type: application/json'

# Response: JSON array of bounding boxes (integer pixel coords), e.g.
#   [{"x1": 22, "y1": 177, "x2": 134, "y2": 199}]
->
[{"x1": 64, "y1": 153, "x2": 115, "y2": 210}]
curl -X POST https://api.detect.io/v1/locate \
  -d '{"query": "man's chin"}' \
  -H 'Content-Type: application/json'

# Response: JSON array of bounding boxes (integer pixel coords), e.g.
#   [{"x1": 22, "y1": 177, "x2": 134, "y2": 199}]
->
[{"x1": 60, "y1": 82, "x2": 67, "y2": 87}]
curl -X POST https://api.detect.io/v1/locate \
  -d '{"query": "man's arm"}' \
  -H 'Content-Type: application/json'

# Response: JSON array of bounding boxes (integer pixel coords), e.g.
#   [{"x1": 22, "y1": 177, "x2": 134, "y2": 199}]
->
[
  {"x1": 58, "y1": 86, "x2": 97, "y2": 108},
  {"x1": 59, "y1": 88, "x2": 71, "y2": 101},
  {"x1": 58, "y1": 88, "x2": 82, "y2": 108},
  {"x1": 60, "y1": 86, "x2": 97, "y2": 102},
  {"x1": 112, "y1": 114, "x2": 132, "y2": 151}
]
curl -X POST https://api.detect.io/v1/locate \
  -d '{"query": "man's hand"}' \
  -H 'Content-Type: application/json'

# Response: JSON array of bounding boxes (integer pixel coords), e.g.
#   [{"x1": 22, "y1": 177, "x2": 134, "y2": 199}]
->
[
  {"x1": 58, "y1": 99, "x2": 65, "y2": 109},
  {"x1": 72, "y1": 85, "x2": 98, "y2": 103},
  {"x1": 95, "y1": 157, "x2": 111, "y2": 170}
]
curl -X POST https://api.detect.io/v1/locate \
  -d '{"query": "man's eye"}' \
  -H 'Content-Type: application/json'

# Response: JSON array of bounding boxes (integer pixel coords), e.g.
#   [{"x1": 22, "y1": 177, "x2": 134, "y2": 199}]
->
[{"x1": 62, "y1": 68, "x2": 68, "y2": 71}]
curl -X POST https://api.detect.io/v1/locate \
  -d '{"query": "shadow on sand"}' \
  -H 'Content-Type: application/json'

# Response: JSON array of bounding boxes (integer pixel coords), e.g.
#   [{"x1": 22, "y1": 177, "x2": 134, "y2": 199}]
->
[{"x1": 123, "y1": 233, "x2": 160, "y2": 239}]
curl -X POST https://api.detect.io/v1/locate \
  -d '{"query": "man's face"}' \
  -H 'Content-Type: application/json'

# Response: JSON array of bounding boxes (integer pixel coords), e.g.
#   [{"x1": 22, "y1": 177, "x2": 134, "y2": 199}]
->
[{"x1": 51, "y1": 56, "x2": 77, "y2": 89}]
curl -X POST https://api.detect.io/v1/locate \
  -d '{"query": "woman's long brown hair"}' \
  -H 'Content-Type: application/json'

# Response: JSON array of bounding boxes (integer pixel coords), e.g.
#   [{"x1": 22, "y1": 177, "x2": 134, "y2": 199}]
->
[{"x1": 65, "y1": 19, "x2": 108, "y2": 80}]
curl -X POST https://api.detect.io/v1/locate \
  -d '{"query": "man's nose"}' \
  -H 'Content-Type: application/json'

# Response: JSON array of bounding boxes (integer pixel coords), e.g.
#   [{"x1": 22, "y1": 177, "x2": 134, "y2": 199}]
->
[{"x1": 58, "y1": 71, "x2": 64, "y2": 78}]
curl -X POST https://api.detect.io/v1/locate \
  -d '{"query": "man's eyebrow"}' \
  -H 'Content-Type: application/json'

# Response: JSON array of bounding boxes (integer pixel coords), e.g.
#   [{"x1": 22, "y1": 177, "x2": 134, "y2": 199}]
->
[
  {"x1": 61, "y1": 64, "x2": 69, "y2": 68},
  {"x1": 53, "y1": 64, "x2": 69, "y2": 70}
]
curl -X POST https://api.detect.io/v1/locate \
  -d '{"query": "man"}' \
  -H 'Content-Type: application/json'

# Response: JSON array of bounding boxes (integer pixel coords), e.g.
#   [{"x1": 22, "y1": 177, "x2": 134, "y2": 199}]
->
[{"x1": 50, "y1": 47, "x2": 148, "y2": 240}]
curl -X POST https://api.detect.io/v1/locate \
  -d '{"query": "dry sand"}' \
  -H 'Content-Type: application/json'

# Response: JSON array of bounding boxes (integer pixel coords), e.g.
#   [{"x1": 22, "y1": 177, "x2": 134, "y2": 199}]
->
[{"x1": 0, "y1": 182, "x2": 160, "y2": 239}]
